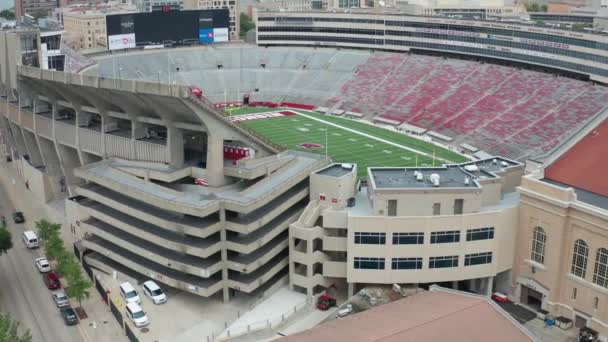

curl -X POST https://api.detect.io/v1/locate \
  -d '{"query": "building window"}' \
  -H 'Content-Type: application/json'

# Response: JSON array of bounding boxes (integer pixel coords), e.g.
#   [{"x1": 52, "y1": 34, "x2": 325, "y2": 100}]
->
[
  {"x1": 531, "y1": 226, "x2": 546, "y2": 264},
  {"x1": 466, "y1": 227, "x2": 495, "y2": 241},
  {"x1": 430, "y1": 230, "x2": 460, "y2": 244},
  {"x1": 354, "y1": 257, "x2": 385, "y2": 270},
  {"x1": 464, "y1": 252, "x2": 493, "y2": 266},
  {"x1": 432, "y1": 203, "x2": 441, "y2": 215},
  {"x1": 393, "y1": 232, "x2": 424, "y2": 245},
  {"x1": 593, "y1": 248, "x2": 608, "y2": 288},
  {"x1": 388, "y1": 199, "x2": 397, "y2": 216},
  {"x1": 454, "y1": 198, "x2": 464, "y2": 214},
  {"x1": 354, "y1": 232, "x2": 386, "y2": 245},
  {"x1": 572, "y1": 287, "x2": 577, "y2": 299},
  {"x1": 571, "y1": 239, "x2": 589, "y2": 278},
  {"x1": 429, "y1": 255, "x2": 459, "y2": 269},
  {"x1": 391, "y1": 257, "x2": 423, "y2": 270},
  {"x1": 594, "y1": 297, "x2": 599, "y2": 309}
]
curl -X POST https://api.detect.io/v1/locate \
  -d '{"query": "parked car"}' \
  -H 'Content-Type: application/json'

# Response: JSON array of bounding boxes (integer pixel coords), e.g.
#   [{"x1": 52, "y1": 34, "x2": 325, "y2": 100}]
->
[
  {"x1": 142, "y1": 280, "x2": 167, "y2": 305},
  {"x1": 491, "y1": 292, "x2": 508, "y2": 303},
  {"x1": 43, "y1": 272, "x2": 61, "y2": 290},
  {"x1": 189, "y1": 86, "x2": 203, "y2": 98},
  {"x1": 52, "y1": 290, "x2": 70, "y2": 308},
  {"x1": 22, "y1": 231, "x2": 39, "y2": 249},
  {"x1": 119, "y1": 282, "x2": 141, "y2": 304},
  {"x1": 317, "y1": 294, "x2": 337, "y2": 311},
  {"x1": 125, "y1": 302, "x2": 149, "y2": 328},
  {"x1": 12, "y1": 211, "x2": 24, "y2": 223},
  {"x1": 34, "y1": 257, "x2": 51, "y2": 273},
  {"x1": 60, "y1": 307, "x2": 78, "y2": 325},
  {"x1": 336, "y1": 304, "x2": 353, "y2": 318}
]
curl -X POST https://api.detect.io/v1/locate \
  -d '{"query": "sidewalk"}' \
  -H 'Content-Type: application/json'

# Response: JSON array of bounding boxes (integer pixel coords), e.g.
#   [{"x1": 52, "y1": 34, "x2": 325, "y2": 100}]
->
[{"x1": 0, "y1": 160, "x2": 127, "y2": 342}]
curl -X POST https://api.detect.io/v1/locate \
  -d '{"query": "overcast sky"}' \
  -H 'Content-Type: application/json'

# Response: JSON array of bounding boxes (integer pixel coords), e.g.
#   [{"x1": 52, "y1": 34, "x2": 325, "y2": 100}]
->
[{"x1": 0, "y1": 0, "x2": 12, "y2": 11}]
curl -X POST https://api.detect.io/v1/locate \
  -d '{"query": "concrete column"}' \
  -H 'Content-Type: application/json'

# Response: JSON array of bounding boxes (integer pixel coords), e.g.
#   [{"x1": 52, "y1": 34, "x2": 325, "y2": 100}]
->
[
  {"x1": 486, "y1": 276, "x2": 494, "y2": 296},
  {"x1": 348, "y1": 282, "x2": 355, "y2": 298},
  {"x1": 206, "y1": 134, "x2": 228, "y2": 187},
  {"x1": 219, "y1": 208, "x2": 230, "y2": 303},
  {"x1": 167, "y1": 126, "x2": 184, "y2": 167},
  {"x1": 452, "y1": 281, "x2": 458, "y2": 290}
]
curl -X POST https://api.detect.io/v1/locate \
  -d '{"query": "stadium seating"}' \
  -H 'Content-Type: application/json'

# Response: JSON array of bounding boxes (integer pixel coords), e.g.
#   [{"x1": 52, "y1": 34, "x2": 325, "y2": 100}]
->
[{"x1": 86, "y1": 46, "x2": 608, "y2": 161}]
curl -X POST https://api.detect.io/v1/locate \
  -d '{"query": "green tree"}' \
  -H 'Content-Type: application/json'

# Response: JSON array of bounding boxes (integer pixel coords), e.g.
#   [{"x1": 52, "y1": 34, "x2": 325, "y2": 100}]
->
[
  {"x1": 240, "y1": 13, "x2": 255, "y2": 38},
  {"x1": 29, "y1": 10, "x2": 48, "y2": 20},
  {"x1": 65, "y1": 275, "x2": 91, "y2": 307},
  {"x1": 55, "y1": 250, "x2": 80, "y2": 279},
  {"x1": 540, "y1": 4, "x2": 547, "y2": 12},
  {"x1": 0, "y1": 10, "x2": 15, "y2": 20},
  {"x1": 0, "y1": 228, "x2": 12, "y2": 256},
  {"x1": 35, "y1": 219, "x2": 61, "y2": 243},
  {"x1": 44, "y1": 234, "x2": 64, "y2": 260},
  {"x1": 0, "y1": 313, "x2": 32, "y2": 342}
]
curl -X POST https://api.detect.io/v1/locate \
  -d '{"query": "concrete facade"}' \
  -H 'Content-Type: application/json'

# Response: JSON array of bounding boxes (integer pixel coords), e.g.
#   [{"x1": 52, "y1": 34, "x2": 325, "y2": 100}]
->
[{"x1": 290, "y1": 158, "x2": 524, "y2": 298}]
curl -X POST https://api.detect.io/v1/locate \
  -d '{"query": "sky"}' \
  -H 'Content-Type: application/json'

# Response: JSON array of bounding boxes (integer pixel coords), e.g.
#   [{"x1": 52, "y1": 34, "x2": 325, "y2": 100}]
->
[{"x1": 0, "y1": 0, "x2": 12, "y2": 11}]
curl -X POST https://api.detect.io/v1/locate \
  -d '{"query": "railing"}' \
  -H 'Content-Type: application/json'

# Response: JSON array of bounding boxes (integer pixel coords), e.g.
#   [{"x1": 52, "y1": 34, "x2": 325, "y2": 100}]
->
[
  {"x1": 217, "y1": 298, "x2": 311, "y2": 341},
  {"x1": 55, "y1": 122, "x2": 77, "y2": 146},
  {"x1": 105, "y1": 134, "x2": 132, "y2": 159},
  {"x1": 79, "y1": 128, "x2": 103, "y2": 154},
  {"x1": 34, "y1": 115, "x2": 53, "y2": 138},
  {"x1": 20, "y1": 110, "x2": 33, "y2": 130},
  {"x1": 134, "y1": 140, "x2": 167, "y2": 163}
]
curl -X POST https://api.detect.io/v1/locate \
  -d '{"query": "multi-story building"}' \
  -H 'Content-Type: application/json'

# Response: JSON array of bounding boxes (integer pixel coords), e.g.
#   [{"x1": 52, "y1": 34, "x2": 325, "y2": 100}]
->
[
  {"x1": 184, "y1": 0, "x2": 239, "y2": 39},
  {"x1": 513, "y1": 119, "x2": 608, "y2": 337},
  {"x1": 290, "y1": 158, "x2": 524, "y2": 297},
  {"x1": 131, "y1": 0, "x2": 183, "y2": 12},
  {"x1": 15, "y1": 0, "x2": 59, "y2": 19},
  {"x1": 57, "y1": 3, "x2": 136, "y2": 51}
]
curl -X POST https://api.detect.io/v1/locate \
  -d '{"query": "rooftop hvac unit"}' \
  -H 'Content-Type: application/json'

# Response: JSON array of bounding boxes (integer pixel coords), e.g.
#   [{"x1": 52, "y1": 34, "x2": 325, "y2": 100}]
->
[
  {"x1": 464, "y1": 177, "x2": 470, "y2": 186},
  {"x1": 501, "y1": 161, "x2": 509, "y2": 167},
  {"x1": 492, "y1": 158, "x2": 498, "y2": 164},
  {"x1": 341, "y1": 163, "x2": 353, "y2": 170},
  {"x1": 429, "y1": 174, "x2": 440, "y2": 187},
  {"x1": 464, "y1": 165, "x2": 479, "y2": 172},
  {"x1": 416, "y1": 172, "x2": 424, "y2": 181}
]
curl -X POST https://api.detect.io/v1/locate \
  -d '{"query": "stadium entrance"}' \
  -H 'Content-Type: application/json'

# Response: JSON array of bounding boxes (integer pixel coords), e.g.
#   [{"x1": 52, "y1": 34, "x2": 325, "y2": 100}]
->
[{"x1": 183, "y1": 130, "x2": 207, "y2": 168}]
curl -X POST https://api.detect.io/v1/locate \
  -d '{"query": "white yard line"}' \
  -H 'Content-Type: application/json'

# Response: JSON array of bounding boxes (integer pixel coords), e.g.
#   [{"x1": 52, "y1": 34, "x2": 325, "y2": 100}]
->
[{"x1": 295, "y1": 111, "x2": 453, "y2": 163}]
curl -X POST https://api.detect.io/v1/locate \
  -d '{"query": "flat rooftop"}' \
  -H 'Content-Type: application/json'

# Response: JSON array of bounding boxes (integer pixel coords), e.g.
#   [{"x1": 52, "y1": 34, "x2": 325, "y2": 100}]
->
[
  {"x1": 315, "y1": 164, "x2": 354, "y2": 178},
  {"x1": 282, "y1": 287, "x2": 536, "y2": 342},
  {"x1": 459, "y1": 157, "x2": 520, "y2": 179},
  {"x1": 370, "y1": 166, "x2": 478, "y2": 189}
]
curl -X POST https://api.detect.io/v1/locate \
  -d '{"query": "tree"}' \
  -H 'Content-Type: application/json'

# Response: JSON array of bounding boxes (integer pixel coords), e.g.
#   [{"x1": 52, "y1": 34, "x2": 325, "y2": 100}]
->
[
  {"x1": 0, "y1": 313, "x2": 32, "y2": 342},
  {"x1": 44, "y1": 234, "x2": 64, "y2": 260},
  {"x1": 540, "y1": 4, "x2": 547, "y2": 12},
  {"x1": 0, "y1": 228, "x2": 12, "y2": 256},
  {"x1": 35, "y1": 219, "x2": 61, "y2": 243},
  {"x1": 240, "y1": 13, "x2": 256, "y2": 38},
  {"x1": 55, "y1": 250, "x2": 80, "y2": 280},
  {"x1": 29, "y1": 10, "x2": 48, "y2": 20},
  {"x1": 0, "y1": 10, "x2": 15, "y2": 20},
  {"x1": 65, "y1": 275, "x2": 91, "y2": 308}
]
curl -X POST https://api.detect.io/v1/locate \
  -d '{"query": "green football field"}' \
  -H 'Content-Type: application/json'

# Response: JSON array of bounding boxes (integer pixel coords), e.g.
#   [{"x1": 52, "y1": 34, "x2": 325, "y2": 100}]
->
[{"x1": 236, "y1": 108, "x2": 468, "y2": 178}]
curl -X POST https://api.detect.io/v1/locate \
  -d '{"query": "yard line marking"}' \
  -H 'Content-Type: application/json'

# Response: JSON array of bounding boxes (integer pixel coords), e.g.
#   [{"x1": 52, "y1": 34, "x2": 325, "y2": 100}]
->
[{"x1": 295, "y1": 111, "x2": 452, "y2": 163}]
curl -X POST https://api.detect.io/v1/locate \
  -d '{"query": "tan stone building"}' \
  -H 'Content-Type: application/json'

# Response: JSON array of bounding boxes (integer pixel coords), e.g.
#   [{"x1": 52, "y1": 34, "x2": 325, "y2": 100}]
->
[{"x1": 513, "y1": 119, "x2": 608, "y2": 338}]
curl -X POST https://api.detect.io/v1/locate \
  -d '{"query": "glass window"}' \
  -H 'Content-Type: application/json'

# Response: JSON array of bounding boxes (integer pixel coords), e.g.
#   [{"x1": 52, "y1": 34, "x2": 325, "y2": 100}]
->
[
  {"x1": 464, "y1": 252, "x2": 493, "y2": 266},
  {"x1": 393, "y1": 232, "x2": 424, "y2": 245},
  {"x1": 466, "y1": 227, "x2": 495, "y2": 241},
  {"x1": 432, "y1": 203, "x2": 441, "y2": 215},
  {"x1": 354, "y1": 232, "x2": 386, "y2": 245},
  {"x1": 431, "y1": 230, "x2": 460, "y2": 244},
  {"x1": 354, "y1": 257, "x2": 385, "y2": 270},
  {"x1": 531, "y1": 226, "x2": 546, "y2": 264},
  {"x1": 593, "y1": 248, "x2": 608, "y2": 288},
  {"x1": 571, "y1": 239, "x2": 589, "y2": 278},
  {"x1": 392, "y1": 257, "x2": 423, "y2": 270},
  {"x1": 429, "y1": 255, "x2": 459, "y2": 269}
]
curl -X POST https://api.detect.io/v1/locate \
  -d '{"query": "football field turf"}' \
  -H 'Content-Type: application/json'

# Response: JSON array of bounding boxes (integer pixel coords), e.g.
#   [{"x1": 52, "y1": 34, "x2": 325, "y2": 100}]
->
[{"x1": 238, "y1": 109, "x2": 468, "y2": 178}]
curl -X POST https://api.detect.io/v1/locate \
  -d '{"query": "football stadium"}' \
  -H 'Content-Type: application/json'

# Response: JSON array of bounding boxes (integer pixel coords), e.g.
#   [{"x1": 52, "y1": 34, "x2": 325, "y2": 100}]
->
[{"x1": 1, "y1": 9, "x2": 608, "y2": 341}]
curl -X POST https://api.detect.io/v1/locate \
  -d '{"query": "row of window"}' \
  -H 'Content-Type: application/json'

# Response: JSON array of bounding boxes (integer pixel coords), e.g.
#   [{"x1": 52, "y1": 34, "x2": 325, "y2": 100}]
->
[
  {"x1": 259, "y1": 17, "x2": 607, "y2": 50},
  {"x1": 354, "y1": 252, "x2": 493, "y2": 270},
  {"x1": 257, "y1": 35, "x2": 608, "y2": 77},
  {"x1": 258, "y1": 26, "x2": 608, "y2": 63},
  {"x1": 531, "y1": 228, "x2": 608, "y2": 289},
  {"x1": 354, "y1": 228, "x2": 494, "y2": 245}
]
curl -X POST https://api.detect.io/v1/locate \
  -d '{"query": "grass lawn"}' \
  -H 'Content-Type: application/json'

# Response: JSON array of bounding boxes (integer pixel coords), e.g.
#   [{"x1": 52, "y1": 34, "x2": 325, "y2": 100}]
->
[
  {"x1": 239, "y1": 110, "x2": 467, "y2": 178},
  {"x1": 224, "y1": 106, "x2": 276, "y2": 116}
]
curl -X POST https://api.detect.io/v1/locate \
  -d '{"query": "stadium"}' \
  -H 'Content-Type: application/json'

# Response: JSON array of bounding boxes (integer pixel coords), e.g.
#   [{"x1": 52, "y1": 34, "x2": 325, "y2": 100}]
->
[{"x1": 1, "y1": 9, "x2": 608, "y2": 341}]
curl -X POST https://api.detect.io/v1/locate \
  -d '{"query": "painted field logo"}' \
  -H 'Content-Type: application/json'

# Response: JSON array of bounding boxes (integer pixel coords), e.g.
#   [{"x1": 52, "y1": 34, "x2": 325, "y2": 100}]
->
[{"x1": 298, "y1": 143, "x2": 323, "y2": 149}]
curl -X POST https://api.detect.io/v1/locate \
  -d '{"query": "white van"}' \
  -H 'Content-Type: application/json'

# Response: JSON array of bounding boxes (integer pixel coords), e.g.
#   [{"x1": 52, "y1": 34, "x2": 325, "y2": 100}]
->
[
  {"x1": 120, "y1": 282, "x2": 141, "y2": 304},
  {"x1": 22, "y1": 231, "x2": 39, "y2": 249},
  {"x1": 125, "y1": 302, "x2": 149, "y2": 327}
]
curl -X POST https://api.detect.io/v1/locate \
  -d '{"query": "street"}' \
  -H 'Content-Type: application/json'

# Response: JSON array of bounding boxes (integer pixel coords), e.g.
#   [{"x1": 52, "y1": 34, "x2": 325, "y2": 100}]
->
[{"x1": 0, "y1": 177, "x2": 83, "y2": 342}]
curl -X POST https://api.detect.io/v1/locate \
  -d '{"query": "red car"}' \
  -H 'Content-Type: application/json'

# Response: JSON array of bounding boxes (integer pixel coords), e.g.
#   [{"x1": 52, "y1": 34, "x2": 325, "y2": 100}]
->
[
  {"x1": 189, "y1": 86, "x2": 203, "y2": 98},
  {"x1": 43, "y1": 272, "x2": 61, "y2": 290},
  {"x1": 491, "y1": 292, "x2": 508, "y2": 303}
]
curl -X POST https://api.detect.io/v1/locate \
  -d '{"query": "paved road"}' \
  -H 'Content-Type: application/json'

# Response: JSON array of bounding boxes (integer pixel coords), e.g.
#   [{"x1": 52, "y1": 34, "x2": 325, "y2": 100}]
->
[{"x1": 0, "y1": 180, "x2": 83, "y2": 342}]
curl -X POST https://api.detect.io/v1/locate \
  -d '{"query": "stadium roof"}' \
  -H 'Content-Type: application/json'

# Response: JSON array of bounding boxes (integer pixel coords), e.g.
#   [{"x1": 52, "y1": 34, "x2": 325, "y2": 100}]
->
[
  {"x1": 281, "y1": 287, "x2": 537, "y2": 342},
  {"x1": 544, "y1": 119, "x2": 608, "y2": 199}
]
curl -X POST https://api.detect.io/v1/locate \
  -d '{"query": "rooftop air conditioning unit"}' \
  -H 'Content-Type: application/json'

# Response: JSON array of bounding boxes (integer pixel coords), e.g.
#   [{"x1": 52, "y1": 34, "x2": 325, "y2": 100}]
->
[
  {"x1": 464, "y1": 165, "x2": 479, "y2": 172},
  {"x1": 492, "y1": 158, "x2": 498, "y2": 164},
  {"x1": 341, "y1": 163, "x2": 353, "y2": 170},
  {"x1": 416, "y1": 172, "x2": 423, "y2": 181},
  {"x1": 429, "y1": 174, "x2": 440, "y2": 187},
  {"x1": 501, "y1": 161, "x2": 509, "y2": 167}
]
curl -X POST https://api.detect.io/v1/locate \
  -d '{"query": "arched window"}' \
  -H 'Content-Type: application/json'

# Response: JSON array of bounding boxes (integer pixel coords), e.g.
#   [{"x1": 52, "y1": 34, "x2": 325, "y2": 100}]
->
[
  {"x1": 571, "y1": 239, "x2": 589, "y2": 278},
  {"x1": 593, "y1": 248, "x2": 608, "y2": 288},
  {"x1": 531, "y1": 227, "x2": 546, "y2": 264}
]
